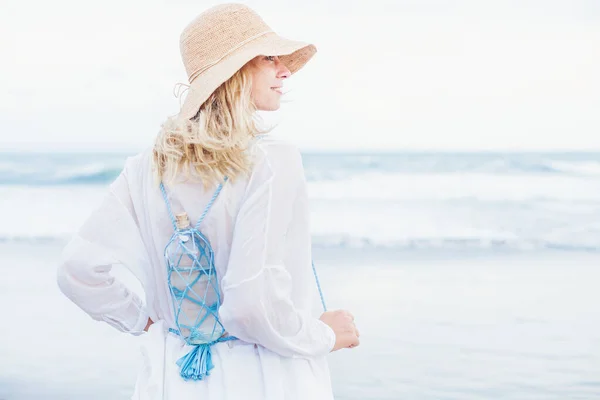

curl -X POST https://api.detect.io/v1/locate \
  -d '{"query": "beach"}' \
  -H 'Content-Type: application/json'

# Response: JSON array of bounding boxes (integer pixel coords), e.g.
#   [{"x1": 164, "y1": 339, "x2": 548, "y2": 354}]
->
[{"x1": 1, "y1": 242, "x2": 599, "y2": 399}]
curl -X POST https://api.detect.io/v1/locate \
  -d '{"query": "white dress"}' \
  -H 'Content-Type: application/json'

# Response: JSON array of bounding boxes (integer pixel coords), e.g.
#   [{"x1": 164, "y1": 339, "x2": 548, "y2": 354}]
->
[{"x1": 56, "y1": 135, "x2": 336, "y2": 399}]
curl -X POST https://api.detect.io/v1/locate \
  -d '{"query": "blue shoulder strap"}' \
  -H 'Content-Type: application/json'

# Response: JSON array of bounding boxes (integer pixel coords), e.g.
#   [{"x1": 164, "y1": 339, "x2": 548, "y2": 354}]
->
[
  {"x1": 313, "y1": 261, "x2": 326, "y2": 311},
  {"x1": 159, "y1": 176, "x2": 228, "y2": 231}
]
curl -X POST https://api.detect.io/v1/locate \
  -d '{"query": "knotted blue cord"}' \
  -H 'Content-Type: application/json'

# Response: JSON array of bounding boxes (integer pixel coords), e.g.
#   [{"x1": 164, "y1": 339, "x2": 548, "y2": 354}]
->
[
  {"x1": 161, "y1": 178, "x2": 234, "y2": 381},
  {"x1": 159, "y1": 182, "x2": 177, "y2": 231},
  {"x1": 195, "y1": 177, "x2": 227, "y2": 229},
  {"x1": 312, "y1": 261, "x2": 327, "y2": 312}
]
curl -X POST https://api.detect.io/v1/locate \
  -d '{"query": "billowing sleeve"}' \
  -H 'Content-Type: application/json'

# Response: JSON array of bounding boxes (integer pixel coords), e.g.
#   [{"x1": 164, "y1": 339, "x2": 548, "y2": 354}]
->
[
  {"x1": 56, "y1": 159, "x2": 149, "y2": 336},
  {"x1": 218, "y1": 140, "x2": 336, "y2": 358}
]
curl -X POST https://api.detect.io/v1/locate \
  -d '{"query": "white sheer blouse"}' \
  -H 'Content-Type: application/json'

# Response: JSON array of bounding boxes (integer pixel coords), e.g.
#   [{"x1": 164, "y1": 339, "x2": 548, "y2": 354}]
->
[{"x1": 57, "y1": 135, "x2": 336, "y2": 399}]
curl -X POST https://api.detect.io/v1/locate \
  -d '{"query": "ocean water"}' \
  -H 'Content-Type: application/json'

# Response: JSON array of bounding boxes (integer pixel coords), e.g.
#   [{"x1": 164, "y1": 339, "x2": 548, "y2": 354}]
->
[
  {"x1": 1, "y1": 150, "x2": 599, "y2": 399},
  {"x1": 2, "y1": 150, "x2": 600, "y2": 252}
]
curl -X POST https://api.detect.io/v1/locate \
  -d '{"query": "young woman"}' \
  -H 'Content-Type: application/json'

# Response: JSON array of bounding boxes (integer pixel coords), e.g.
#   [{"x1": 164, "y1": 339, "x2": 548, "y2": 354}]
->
[{"x1": 57, "y1": 3, "x2": 359, "y2": 399}]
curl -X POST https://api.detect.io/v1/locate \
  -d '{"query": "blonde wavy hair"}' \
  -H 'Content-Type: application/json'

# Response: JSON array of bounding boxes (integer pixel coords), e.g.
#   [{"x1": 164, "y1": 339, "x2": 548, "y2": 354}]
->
[{"x1": 152, "y1": 64, "x2": 267, "y2": 187}]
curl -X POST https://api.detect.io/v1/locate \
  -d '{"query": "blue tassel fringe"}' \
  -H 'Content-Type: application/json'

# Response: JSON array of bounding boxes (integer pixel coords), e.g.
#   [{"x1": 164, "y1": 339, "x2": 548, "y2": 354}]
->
[{"x1": 176, "y1": 344, "x2": 214, "y2": 381}]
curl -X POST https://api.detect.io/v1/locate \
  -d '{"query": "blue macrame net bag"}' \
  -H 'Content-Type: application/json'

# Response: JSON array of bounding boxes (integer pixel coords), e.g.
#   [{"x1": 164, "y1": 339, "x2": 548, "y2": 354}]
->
[
  {"x1": 159, "y1": 166, "x2": 327, "y2": 382},
  {"x1": 160, "y1": 178, "x2": 237, "y2": 381}
]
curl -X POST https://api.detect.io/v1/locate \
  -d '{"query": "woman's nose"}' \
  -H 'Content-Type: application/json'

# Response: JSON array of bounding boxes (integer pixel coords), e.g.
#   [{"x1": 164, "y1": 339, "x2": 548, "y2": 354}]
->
[{"x1": 276, "y1": 59, "x2": 291, "y2": 79}]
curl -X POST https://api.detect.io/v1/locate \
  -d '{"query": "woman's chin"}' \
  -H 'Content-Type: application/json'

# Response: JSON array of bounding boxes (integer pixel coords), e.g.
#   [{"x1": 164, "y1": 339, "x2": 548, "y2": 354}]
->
[{"x1": 257, "y1": 103, "x2": 281, "y2": 112}]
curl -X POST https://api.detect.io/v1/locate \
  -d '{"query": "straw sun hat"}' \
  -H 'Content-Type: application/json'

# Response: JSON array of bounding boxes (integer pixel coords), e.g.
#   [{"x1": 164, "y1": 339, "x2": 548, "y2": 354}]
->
[{"x1": 175, "y1": 3, "x2": 317, "y2": 120}]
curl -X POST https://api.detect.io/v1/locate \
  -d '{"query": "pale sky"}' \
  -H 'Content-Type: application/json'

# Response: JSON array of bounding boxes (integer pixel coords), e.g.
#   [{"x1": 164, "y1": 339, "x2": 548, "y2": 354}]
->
[{"x1": 1, "y1": 0, "x2": 599, "y2": 152}]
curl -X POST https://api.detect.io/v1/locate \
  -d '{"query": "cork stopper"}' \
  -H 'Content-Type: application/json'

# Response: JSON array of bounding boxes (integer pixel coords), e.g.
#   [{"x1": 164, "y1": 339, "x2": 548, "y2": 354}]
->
[{"x1": 175, "y1": 212, "x2": 191, "y2": 229}]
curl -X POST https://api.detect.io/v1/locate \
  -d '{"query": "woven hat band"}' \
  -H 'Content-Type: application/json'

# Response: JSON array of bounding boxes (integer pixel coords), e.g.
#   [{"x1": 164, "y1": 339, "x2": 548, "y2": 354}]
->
[{"x1": 187, "y1": 30, "x2": 273, "y2": 84}]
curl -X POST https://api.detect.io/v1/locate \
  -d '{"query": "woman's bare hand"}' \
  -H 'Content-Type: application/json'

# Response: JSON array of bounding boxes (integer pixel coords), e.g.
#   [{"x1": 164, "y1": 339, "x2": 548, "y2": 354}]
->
[{"x1": 319, "y1": 310, "x2": 360, "y2": 351}]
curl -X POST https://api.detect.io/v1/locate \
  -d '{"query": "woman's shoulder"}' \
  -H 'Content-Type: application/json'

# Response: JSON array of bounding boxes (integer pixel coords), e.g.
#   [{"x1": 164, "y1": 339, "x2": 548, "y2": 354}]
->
[
  {"x1": 121, "y1": 147, "x2": 153, "y2": 172},
  {"x1": 110, "y1": 147, "x2": 154, "y2": 188},
  {"x1": 247, "y1": 135, "x2": 305, "y2": 182}
]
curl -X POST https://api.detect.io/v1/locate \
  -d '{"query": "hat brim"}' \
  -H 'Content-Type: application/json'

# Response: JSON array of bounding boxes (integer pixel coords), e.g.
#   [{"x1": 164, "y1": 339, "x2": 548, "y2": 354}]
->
[{"x1": 179, "y1": 32, "x2": 316, "y2": 120}]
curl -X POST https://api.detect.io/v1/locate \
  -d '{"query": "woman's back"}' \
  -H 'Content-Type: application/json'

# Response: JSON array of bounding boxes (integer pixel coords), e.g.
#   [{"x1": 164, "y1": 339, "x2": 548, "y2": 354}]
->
[{"x1": 125, "y1": 135, "x2": 325, "y2": 331}]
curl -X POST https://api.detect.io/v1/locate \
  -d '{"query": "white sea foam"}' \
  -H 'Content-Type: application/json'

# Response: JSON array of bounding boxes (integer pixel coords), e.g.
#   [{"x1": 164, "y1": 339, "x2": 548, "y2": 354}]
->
[
  {"x1": 548, "y1": 160, "x2": 600, "y2": 176},
  {"x1": 2, "y1": 178, "x2": 599, "y2": 252},
  {"x1": 307, "y1": 172, "x2": 600, "y2": 202}
]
